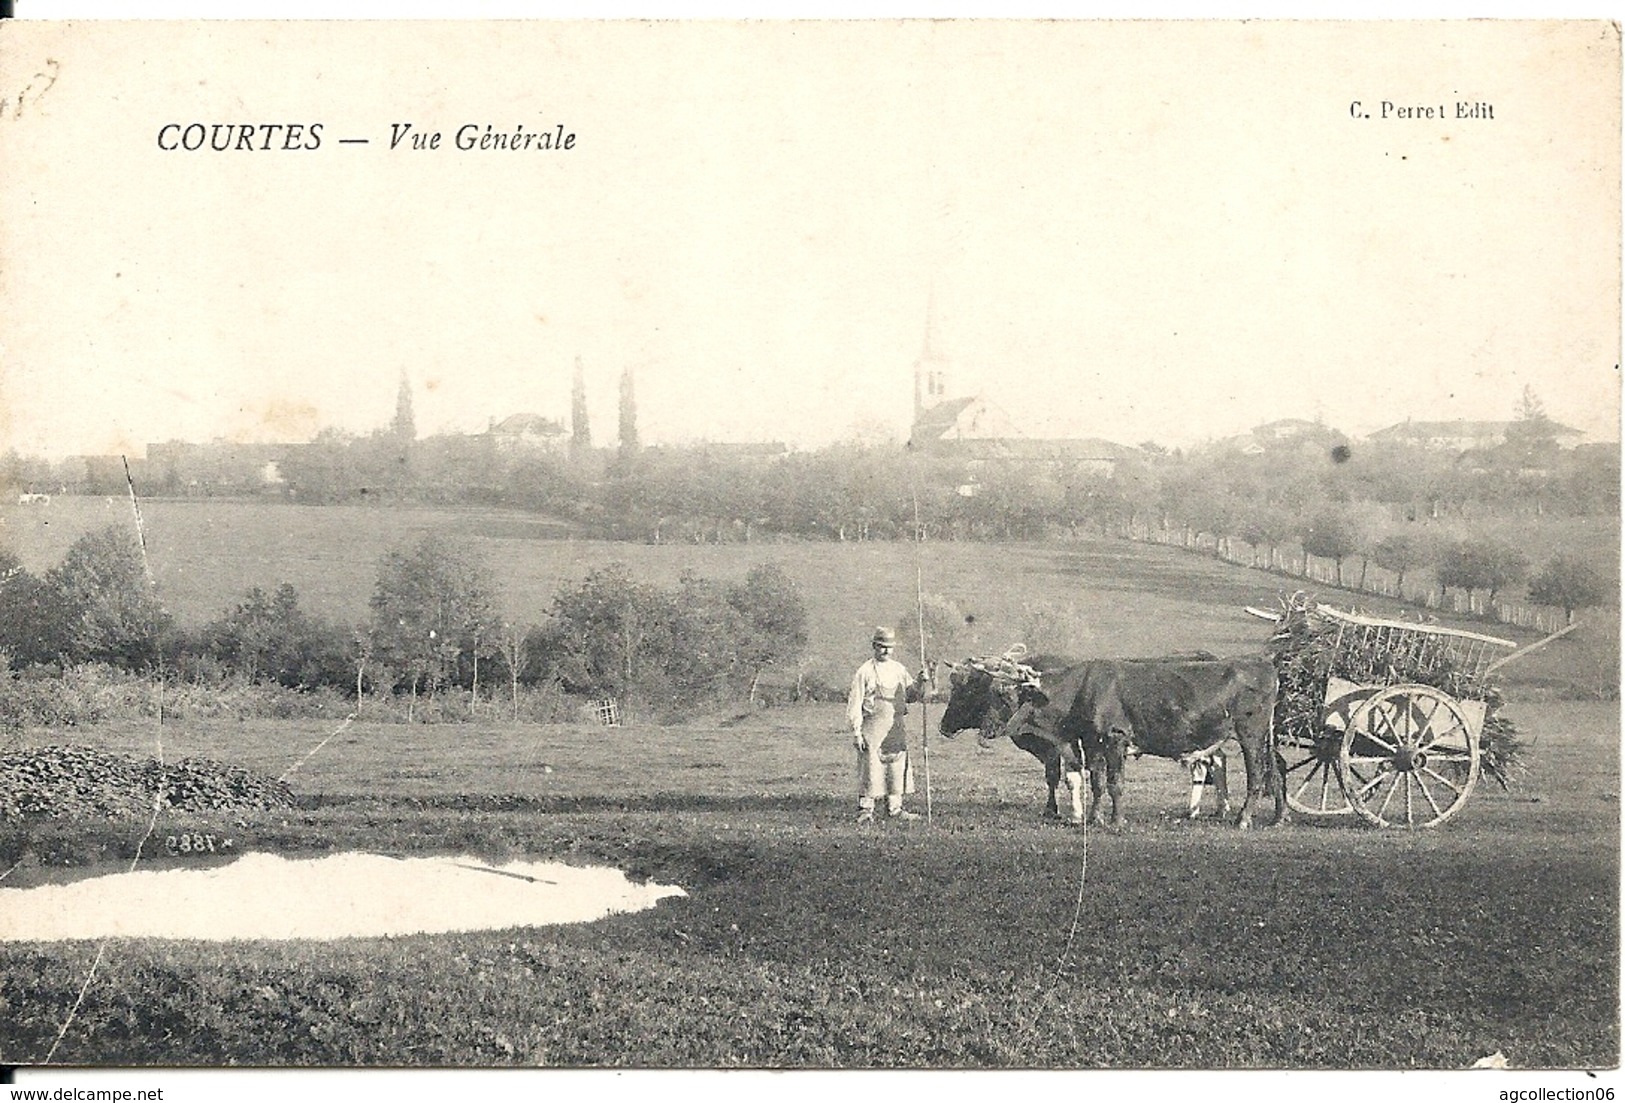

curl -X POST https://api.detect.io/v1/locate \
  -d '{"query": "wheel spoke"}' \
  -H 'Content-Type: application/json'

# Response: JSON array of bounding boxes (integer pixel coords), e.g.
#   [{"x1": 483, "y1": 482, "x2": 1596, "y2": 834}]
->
[
  {"x1": 1365, "y1": 710, "x2": 1403, "y2": 751},
  {"x1": 1397, "y1": 701, "x2": 1419, "y2": 743},
  {"x1": 1416, "y1": 693, "x2": 1443, "y2": 739},
  {"x1": 1354, "y1": 770, "x2": 1388, "y2": 802},
  {"x1": 1359, "y1": 729, "x2": 1400, "y2": 755},
  {"x1": 1315, "y1": 763, "x2": 1343, "y2": 812},
  {"x1": 1420, "y1": 764, "x2": 1465, "y2": 796},
  {"x1": 1285, "y1": 754, "x2": 1319, "y2": 777},
  {"x1": 1392, "y1": 700, "x2": 1417, "y2": 743},
  {"x1": 1289, "y1": 763, "x2": 1322, "y2": 801},
  {"x1": 1403, "y1": 774, "x2": 1417, "y2": 825},
  {"x1": 1425, "y1": 750, "x2": 1472, "y2": 764},
  {"x1": 1414, "y1": 772, "x2": 1449, "y2": 818},
  {"x1": 1375, "y1": 772, "x2": 1402, "y2": 821}
]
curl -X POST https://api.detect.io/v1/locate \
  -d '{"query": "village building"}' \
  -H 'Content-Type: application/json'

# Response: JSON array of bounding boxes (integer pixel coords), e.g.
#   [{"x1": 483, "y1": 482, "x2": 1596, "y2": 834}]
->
[
  {"x1": 1214, "y1": 417, "x2": 1349, "y2": 456},
  {"x1": 904, "y1": 309, "x2": 1132, "y2": 477},
  {"x1": 1365, "y1": 418, "x2": 1585, "y2": 453},
  {"x1": 484, "y1": 413, "x2": 569, "y2": 454}
]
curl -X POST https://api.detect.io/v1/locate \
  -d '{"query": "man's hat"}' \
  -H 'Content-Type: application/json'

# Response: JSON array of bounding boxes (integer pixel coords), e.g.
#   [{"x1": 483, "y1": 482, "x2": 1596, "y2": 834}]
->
[{"x1": 871, "y1": 627, "x2": 897, "y2": 647}]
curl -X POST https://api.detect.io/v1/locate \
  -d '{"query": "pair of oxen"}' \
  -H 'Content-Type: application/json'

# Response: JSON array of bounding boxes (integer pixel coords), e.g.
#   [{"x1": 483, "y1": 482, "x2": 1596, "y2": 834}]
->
[{"x1": 935, "y1": 651, "x2": 1287, "y2": 829}]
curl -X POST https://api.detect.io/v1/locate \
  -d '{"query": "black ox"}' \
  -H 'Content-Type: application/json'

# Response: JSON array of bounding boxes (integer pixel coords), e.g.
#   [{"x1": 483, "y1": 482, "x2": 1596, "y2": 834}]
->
[
  {"x1": 939, "y1": 655, "x2": 1285, "y2": 829},
  {"x1": 939, "y1": 653, "x2": 1230, "y2": 821}
]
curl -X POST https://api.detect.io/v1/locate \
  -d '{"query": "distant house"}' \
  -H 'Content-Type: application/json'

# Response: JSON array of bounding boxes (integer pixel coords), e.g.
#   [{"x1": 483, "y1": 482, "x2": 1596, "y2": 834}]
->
[
  {"x1": 1366, "y1": 419, "x2": 1584, "y2": 453},
  {"x1": 486, "y1": 413, "x2": 569, "y2": 454},
  {"x1": 922, "y1": 433, "x2": 1133, "y2": 476},
  {"x1": 1217, "y1": 418, "x2": 1348, "y2": 456}
]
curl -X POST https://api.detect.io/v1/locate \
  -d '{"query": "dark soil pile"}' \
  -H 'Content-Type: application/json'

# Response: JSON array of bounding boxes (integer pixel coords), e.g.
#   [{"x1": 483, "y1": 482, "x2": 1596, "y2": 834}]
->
[{"x1": 0, "y1": 745, "x2": 296, "y2": 821}]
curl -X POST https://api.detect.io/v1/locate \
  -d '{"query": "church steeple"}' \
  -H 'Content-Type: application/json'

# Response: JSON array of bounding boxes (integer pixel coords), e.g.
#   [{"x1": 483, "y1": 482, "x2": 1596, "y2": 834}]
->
[{"x1": 913, "y1": 288, "x2": 951, "y2": 420}]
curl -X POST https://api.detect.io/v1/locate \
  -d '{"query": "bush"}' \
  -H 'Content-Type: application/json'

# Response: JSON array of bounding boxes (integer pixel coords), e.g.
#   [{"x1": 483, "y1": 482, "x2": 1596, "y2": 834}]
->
[
  {"x1": 894, "y1": 593, "x2": 975, "y2": 669},
  {"x1": 537, "y1": 562, "x2": 811, "y2": 709},
  {"x1": 44, "y1": 528, "x2": 174, "y2": 670},
  {"x1": 368, "y1": 535, "x2": 498, "y2": 696},
  {"x1": 0, "y1": 664, "x2": 353, "y2": 730},
  {"x1": 0, "y1": 552, "x2": 57, "y2": 668},
  {"x1": 200, "y1": 583, "x2": 356, "y2": 691}
]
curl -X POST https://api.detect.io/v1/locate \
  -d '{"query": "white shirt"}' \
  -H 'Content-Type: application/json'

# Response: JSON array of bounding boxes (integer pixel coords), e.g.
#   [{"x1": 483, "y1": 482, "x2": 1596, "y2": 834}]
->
[{"x1": 847, "y1": 657, "x2": 916, "y2": 734}]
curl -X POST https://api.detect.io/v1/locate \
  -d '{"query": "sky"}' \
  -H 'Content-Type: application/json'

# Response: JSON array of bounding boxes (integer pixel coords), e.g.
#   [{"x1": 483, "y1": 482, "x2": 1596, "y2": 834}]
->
[{"x1": 0, "y1": 17, "x2": 1619, "y2": 460}]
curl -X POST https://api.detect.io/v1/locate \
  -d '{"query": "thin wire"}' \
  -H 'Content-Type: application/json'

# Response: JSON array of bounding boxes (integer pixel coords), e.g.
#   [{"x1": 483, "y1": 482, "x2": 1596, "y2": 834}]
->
[
  {"x1": 43, "y1": 944, "x2": 106, "y2": 1065},
  {"x1": 279, "y1": 714, "x2": 358, "y2": 783},
  {"x1": 45, "y1": 461, "x2": 165, "y2": 1065},
  {"x1": 1051, "y1": 796, "x2": 1091, "y2": 989}
]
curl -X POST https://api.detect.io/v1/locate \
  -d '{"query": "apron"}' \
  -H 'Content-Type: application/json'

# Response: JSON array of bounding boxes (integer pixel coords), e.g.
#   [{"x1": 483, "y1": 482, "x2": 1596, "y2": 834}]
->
[{"x1": 857, "y1": 681, "x2": 914, "y2": 798}]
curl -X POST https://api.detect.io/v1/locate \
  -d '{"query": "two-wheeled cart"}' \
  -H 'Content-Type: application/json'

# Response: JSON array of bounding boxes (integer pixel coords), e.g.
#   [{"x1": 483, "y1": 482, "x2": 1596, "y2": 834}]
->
[{"x1": 1252, "y1": 598, "x2": 1519, "y2": 829}]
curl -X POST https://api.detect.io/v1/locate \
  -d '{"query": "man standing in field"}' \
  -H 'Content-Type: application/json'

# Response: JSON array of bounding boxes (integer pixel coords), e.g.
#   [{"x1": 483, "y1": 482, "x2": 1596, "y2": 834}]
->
[{"x1": 847, "y1": 626, "x2": 930, "y2": 824}]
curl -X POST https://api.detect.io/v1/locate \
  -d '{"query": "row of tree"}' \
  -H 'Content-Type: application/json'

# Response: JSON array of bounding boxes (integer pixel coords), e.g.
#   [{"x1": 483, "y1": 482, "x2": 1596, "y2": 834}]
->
[
  {"x1": 0, "y1": 529, "x2": 811, "y2": 710},
  {"x1": 6, "y1": 403, "x2": 1615, "y2": 536},
  {"x1": 1203, "y1": 511, "x2": 1608, "y2": 624}
]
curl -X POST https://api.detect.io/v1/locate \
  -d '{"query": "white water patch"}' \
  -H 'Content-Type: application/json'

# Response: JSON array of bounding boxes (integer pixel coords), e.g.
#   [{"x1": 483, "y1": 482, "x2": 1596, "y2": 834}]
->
[{"x1": 0, "y1": 853, "x2": 687, "y2": 942}]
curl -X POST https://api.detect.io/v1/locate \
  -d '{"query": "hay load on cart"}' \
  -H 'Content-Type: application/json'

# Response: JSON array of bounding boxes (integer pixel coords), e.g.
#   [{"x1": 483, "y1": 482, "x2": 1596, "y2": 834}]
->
[{"x1": 1250, "y1": 593, "x2": 1527, "y2": 829}]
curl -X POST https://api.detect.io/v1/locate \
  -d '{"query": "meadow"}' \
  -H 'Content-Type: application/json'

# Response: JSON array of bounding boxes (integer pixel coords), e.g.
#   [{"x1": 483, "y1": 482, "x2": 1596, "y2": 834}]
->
[
  {"x1": 0, "y1": 697, "x2": 1615, "y2": 1068},
  {"x1": 0, "y1": 496, "x2": 1613, "y2": 695},
  {"x1": 0, "y1": 497, "x2": 1616, "y2": 1069}
]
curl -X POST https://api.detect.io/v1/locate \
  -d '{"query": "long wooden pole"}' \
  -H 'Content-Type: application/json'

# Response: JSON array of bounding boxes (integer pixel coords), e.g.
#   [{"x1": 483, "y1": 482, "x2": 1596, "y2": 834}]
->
[
  {"x1": 1484, "y1": 620, "x2": 1584, "y2": 677},
  {"x1": 911, "y1": 460, "x2": 932, "y2": 826}
]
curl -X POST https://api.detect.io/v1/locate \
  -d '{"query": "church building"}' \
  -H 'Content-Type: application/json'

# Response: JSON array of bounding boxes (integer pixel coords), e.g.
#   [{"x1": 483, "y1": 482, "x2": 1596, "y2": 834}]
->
[{"x1": 904, "y1": 305, "x2": 1129, "y2": 476}]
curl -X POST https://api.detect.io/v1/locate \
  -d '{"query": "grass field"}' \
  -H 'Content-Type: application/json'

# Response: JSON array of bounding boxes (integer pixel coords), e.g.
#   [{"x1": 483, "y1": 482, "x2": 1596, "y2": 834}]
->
[
  {"x1": 0, "y1": 695, "x2": 1616, "y2": 1069},
  {"x1": 0, "y1": 496, "x2": 1614, "y2": 695},
  {"x1": 0, "y1": 498, "x2": 1616, "y2": 1069}
]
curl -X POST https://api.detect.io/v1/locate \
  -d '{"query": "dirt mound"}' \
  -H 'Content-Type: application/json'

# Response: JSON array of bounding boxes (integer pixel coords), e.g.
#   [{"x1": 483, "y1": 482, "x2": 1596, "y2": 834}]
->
[{"x1": 0, "y1": 745, "x2": 296, "y2": 821}]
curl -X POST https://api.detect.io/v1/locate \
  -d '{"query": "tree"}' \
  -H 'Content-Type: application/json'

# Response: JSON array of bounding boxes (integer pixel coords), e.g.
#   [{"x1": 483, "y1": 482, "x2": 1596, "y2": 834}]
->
[
  {"x1": 1479, "y1": 540, "x2": 1530, "y2": 608},
  {"x1": 1502, "y1": 385, "x2": 1561, "y2": 471},
  {"x1": 1436, "y1": 541, "x2": 1490, "y2": 607},
  {"x1": 45, "y1": 527, "x2": 173, "y2": 669},
  {"x1": 1190, "y1": 492, "x2": 1243, "y2": 559},
  {"x1": 1372, "y1": 533, "x2": 1427, "y2": 597},
  {"x1": 1239, "y1": 504, "x2": 1295, "y2": 570},
  {"x1": 0, "y1": 551, "x2": 54, "y2": 667},
  {"x1": 618, "y1": 366, "x2": 640, "y2": 456},
  {"x1": 367, "y1": 535, "x2": 498, "y2": 699},
  {"x1": 1299, "y1": 510, "x2": 1361, "y2": 585},
  {"x1": 393, "y1": 371, "x2": 417, "y2": 441},
  {"x1": 499, "y1": 622, "x2": 529, "y2": 720},
  {"x1": 544, "y1": 562, "x2": 674, "y2": 699},
  {"x1": 1528, "y1": 555, "x2": 1608, "y2": 624},
  {"x1": 727, "y1": 563, "x2": 809, "y2": 699},
  {"x1": 203, "y1": 583, "x2": 351, "y2": 689},
  {"x1": 570, "y1": 356, "x2": 592, "y2": 459}
]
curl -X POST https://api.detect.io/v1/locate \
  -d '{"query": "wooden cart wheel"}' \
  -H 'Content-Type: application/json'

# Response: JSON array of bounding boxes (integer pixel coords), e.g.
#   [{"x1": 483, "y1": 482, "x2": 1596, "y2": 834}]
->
[
  {"x1": 1281, "y1": 727, "x2": 1353, "y2": 817},
  {"x1": 1340, "y1": 684, "x2": 1480, "y2": 829}
]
